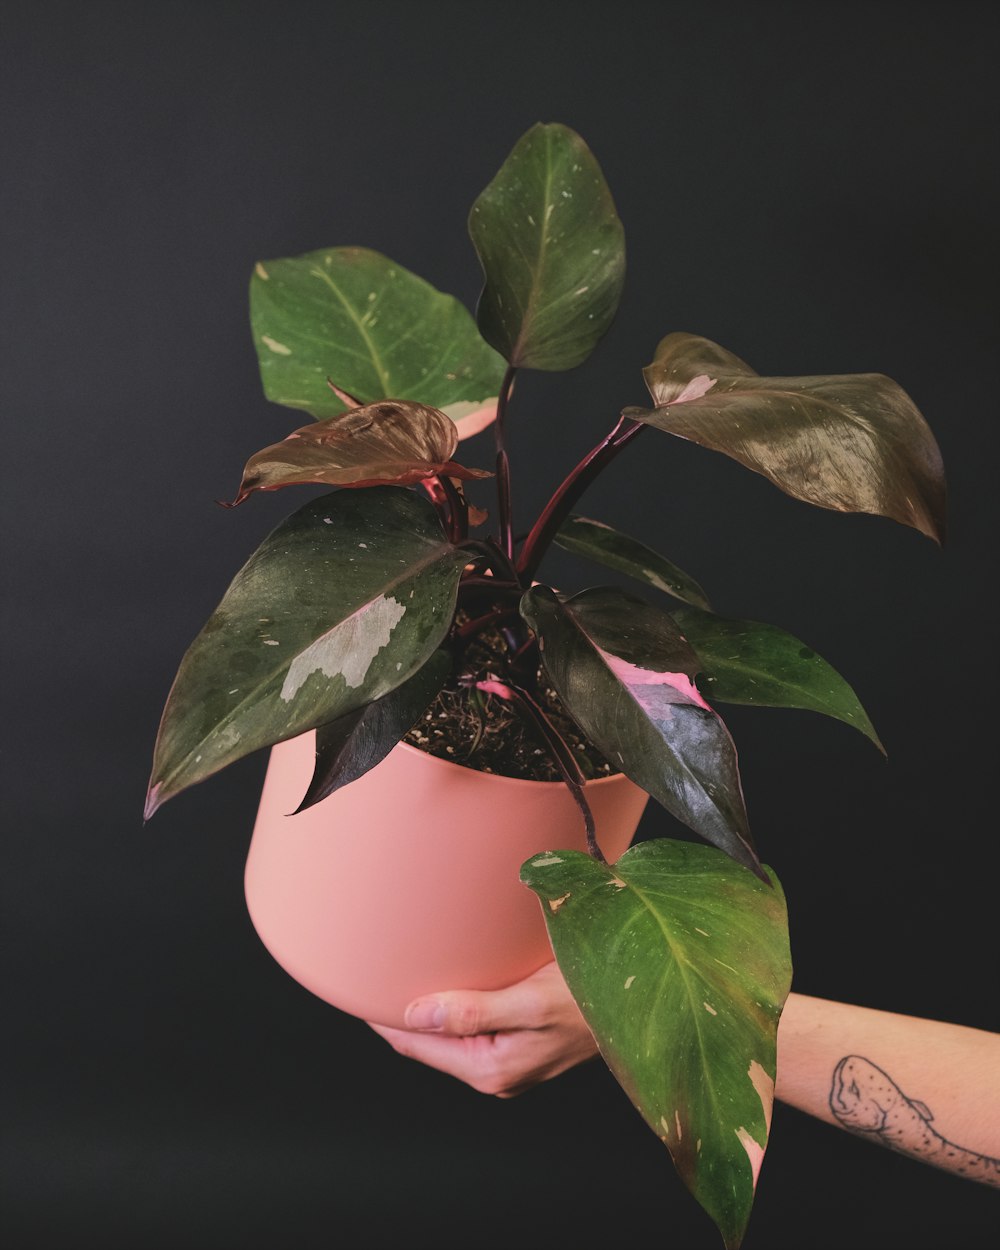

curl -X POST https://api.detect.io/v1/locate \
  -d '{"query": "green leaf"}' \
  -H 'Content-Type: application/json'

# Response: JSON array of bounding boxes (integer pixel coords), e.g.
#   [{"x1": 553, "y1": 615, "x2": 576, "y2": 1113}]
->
[
  {"x1": 226, "y1": 401, "x2": 491, "y2": 506},
  {"x1": 673, "y1": 606, "x2": 884, "y2": 752},
  {"x1": 468, "y1": 122, "x2": 625, "y2": 370},
  {"x1": 628, "y1": 332, "x2": 946, "y2": 543},
  {"x1": 250, "y1": 247, "x2": 506, "y2": 435},
  {"x1": 521, "y1": 841, "x2": 791, "y2": 1250},
  {"x1": 520, "y1": 586, "x2": 759, "y2": 875},
  {"x1": 145, "y1": 489, "x2": 468, "y2": 817},
  {"x1": 296, "y1": 649, "x2": 452, "y2": 812},
  {"x1": 554, "y1": 514, "x2": 711, "y2": 609}
]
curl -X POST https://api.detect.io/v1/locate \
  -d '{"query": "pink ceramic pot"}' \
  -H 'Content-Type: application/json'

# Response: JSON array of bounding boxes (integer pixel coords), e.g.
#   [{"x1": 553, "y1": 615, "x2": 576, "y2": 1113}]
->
[{"x1": 244, "y1": 733, "x2": 649, "y2": 1028}]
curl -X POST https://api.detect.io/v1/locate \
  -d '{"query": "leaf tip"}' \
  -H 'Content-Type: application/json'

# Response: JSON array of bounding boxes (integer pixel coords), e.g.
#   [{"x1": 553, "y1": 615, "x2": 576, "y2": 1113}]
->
[{"x1": 143, "y1": 782, "x2": 164, "y2": 823}]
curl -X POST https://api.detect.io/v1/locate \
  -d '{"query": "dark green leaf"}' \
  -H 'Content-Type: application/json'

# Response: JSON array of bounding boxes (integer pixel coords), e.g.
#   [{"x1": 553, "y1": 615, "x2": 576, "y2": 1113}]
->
[
  {"x1": 522, "y1": 841, "x2": 791, "y2": 1250},
  {"x1": 250, "y1": 247, "x2": 506, "y2": 436},
  {"x1": 554, "y1": 514, "x2": 710, "y2": 609},
  {"x1": 627, "y1": 332, "x2": 946, "y2": 543},
  {"x1": 226, "y1": 401, "x2": 491, "y2": 506},
  {"x1": 296, "y1": 649, "x2": 452, "y2": 812},
  {"x1": 520, "y1": 586, "x2": 759, "y2": 874},
  {"x1": 468, "y1": 123, "x2": 625, "y2": 370},
  {"x1": 673, "y1": 606, "x2": 883, "y2": 751},
  {"x1": 145, "y1": 489, "x2": 468, "y2": 817}
]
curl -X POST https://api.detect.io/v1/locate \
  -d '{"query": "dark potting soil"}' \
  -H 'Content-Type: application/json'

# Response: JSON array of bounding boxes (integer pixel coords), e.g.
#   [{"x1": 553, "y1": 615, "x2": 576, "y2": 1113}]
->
[{"x1": 403, "y1": 624, "x2": 616, "y2": 783}]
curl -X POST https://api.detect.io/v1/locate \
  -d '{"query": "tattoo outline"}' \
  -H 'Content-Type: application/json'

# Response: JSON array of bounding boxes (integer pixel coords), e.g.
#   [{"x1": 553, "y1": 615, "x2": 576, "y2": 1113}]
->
[{"x1": 829, "y1": 1054, "x2": 1000, "y2": 1187}]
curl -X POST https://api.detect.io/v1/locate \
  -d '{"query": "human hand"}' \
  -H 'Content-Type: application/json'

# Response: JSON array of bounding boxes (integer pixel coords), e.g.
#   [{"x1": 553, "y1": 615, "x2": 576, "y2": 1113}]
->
[{"x1": 368, "y1": 961, "x2": 598, "y2": 1098}]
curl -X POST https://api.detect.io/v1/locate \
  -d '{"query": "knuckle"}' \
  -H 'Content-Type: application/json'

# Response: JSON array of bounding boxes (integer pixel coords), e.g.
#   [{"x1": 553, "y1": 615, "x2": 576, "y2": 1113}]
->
[{"x1": 450, "y1": 999, "x2": 484, "y2": 1036}]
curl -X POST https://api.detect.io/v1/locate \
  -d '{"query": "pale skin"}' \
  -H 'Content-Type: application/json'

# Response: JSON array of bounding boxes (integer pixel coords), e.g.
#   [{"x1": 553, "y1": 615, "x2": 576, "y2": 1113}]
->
[{"x1": 369, "y1": 965, "x2": 1000, "y2": 1187}]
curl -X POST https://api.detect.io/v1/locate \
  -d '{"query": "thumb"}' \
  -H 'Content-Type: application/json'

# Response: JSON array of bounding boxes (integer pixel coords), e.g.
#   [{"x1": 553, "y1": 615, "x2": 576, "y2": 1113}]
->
[{"x1": 404, "y1": 979, "x2": 547, "y2": 1036}]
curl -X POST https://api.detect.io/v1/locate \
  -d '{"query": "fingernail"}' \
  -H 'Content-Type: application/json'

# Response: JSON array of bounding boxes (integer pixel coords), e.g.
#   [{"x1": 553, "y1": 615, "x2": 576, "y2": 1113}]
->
[{"x1": 405, "y1": 1000, "x2": 445, "y2": 1031}]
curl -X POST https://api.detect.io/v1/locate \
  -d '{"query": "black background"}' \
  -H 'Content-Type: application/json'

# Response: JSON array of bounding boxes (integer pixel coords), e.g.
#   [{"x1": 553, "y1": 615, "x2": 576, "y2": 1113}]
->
[{"x1": 3, "y1": 3, "x2": 998, "y2": 1247}]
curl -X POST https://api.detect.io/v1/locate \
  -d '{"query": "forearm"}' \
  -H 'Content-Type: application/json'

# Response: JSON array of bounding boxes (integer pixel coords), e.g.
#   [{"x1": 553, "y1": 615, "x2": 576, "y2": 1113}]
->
[{"x1": 776, "y1": 992, "x2": 1000, "y2": 1186}]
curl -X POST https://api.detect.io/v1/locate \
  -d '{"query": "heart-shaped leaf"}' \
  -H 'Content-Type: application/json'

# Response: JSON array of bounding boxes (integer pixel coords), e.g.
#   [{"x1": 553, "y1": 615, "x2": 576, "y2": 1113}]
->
[
  {"x1": 296, "y1": 648, "x2": 452, "y2": 813},
  {"x1": 521, "y1": 841, "x2": 792, "y2": 1250},
  {"x1": 468, "y1": 122, "x2": 625, "y2": 371},
  {"x1": 554, "y1": 514, "x2": 710, "y2": 609},
  {"x1": 627, "y1": 333, "x2": 946, "y2": 542},
  {"x1": 226, "y1": 401, "x2": 492, "y2": 506},
  {"x1": 519, "y1": 586, "x2": 759, "y2": 874},
  {"x1": 673, "y1": 606, "x2": 883, "y2": 751},
  {"x1": 250, "y1": 247, "x2": 506, "y2": 437},
  {"x1": 145, "y1": 488, "x2": 468, "y2": 818}
]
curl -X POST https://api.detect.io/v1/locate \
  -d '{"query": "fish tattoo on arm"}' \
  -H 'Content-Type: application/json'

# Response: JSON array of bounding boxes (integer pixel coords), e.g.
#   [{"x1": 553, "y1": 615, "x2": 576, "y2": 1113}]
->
[{"x1": 829, "y1": 1055, "x2": 1000, "y2": 1187}]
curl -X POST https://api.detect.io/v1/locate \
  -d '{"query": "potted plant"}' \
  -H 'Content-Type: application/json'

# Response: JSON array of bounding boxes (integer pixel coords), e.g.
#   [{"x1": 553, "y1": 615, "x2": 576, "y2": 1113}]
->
[{"x1": 145, "y1": 122, "x2": 946, "y2": 1247}]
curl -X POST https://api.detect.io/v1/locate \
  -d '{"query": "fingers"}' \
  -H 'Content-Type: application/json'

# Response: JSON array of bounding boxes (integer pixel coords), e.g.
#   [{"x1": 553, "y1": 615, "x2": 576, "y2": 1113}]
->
[
  {"x1": 403, "y1": 961, "x2": 574, "y2": 1036},
  {"x1": 366, "y1": 962, "x2": 599, "y2": 1098}
]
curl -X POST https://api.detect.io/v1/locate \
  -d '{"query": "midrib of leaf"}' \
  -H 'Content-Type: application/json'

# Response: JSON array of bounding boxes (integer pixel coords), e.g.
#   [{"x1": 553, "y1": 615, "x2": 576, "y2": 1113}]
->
[
  {"x1": 513, "y1": 133, "x2": 556, "y2": 361},
  {"x1": 619, "y1": 873, "x2": 724, "y2": 1127},
  {"x1": 157, "y1": 533, "x2": 457, "y2": 793},
  {"x1": 308, "y1": 266, "x2": 391, "y2": 393},
  {"x1": 676, "y1": 383, "x2": 887, "y2": 441}
]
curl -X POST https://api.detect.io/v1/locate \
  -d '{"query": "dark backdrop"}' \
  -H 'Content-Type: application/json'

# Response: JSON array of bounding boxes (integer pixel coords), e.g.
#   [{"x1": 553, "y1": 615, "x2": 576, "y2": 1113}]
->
[{"x1": 3, "y1": 3, "x2": 998, "y2": 1247}]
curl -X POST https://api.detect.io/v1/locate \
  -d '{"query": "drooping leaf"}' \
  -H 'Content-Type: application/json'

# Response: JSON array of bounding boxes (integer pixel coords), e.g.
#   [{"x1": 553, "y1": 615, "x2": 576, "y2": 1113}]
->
[
  {"x1": 673, "y1": 606, "x2": 884, "y2": 751},
  {"x1": 521, "y1": 841, "x2": 792, "y2": 1250},
  {"x1": 250, "y1": 247, "x2": 506, "y2": 437},
  {"x1": 468, "y1": 122, "x2": 625, "y2": 370},
  {"x1": 225, "y1": 401, "x2": 491, "y2": 506},
  {"x1": 554, "y1": 514, "x2": 711, "y2": 609},
  {"x1": 519, "y1": 586, "x2": 759, "y2": 874},
  {"x1": 145, "y1": 489, "x2": 468, "y2": 818},
  {"x1": 626, "y1": 332, "x2": 946, "y2": 543},
  {"x1": 296, "y1": 648, "x2": 452, "y2": 813}
]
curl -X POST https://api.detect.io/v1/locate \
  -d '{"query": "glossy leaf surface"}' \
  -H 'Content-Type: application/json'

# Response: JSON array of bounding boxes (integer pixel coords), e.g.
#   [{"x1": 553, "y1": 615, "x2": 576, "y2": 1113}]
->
[
  {"x1": 227, "y1": 401, "x2": 491, "y2": 506},
  {"x1": 554, "y1": 514, "x2": 710, "y2": 609},
  {"x1": 521, "y1": 841, "x2": 791, "y2": 1249},
  {"x1": 146, "y1": 489, "x2": 468, "y2": 817},
  {"x1": 468, "y1": 123, "x2": 625, "y2": 370},
  {"x1": 296, "y1": 649, "x2": 452, "y2": 812},
  {"x1": 250, "y1": 247, "x2": 506, "y2": 436},
  {"x1": 628, "y1": 333, "x2": 946, "y2": 542},
  {"x1": 673, "y1": 607, "x2": 883, "y2": 751},
  {"x1": 520, "y1": 586, "x2": 759, "y2": 874}
]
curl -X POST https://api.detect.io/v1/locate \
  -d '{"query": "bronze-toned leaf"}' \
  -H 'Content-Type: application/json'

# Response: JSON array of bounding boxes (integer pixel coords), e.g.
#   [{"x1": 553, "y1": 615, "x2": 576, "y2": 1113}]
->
[
  {"x1": 226, "y1": 401, "x2": 491, "y2": 507},
  {"x1": 628, "y1": 332, "x2": 946, "y2": 542}
]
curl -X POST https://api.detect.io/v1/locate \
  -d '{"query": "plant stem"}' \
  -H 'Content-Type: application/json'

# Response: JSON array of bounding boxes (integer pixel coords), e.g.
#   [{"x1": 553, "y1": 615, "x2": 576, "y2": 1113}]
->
[
  {"x1": 437, "y1": 475, "x2": 468, "y2": 542},
  {"x1": 460, "y1": 536, "x2": 521, "y2": 585},
  {"x1": 473, "y1": 678, "x2": 603, "y2": 862},
  {"x1": 494, "y1": 367, "x2": 518, "y2": 562},
  {"x1": 518, "y1": 414, "x2": 646, "y2": 583}
]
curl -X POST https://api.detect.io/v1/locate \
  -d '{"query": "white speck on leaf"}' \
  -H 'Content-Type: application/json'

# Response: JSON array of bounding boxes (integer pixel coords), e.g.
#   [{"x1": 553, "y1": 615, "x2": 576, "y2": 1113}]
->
[
  {"x1": 261, "y1": 335, "x2": 292, "y2": 356},
  {"x1": 262, "y1": 639, "x2": 280, "y2": 646},
  {"x1": 358, "y1": 543, "x2": 367, "y2": 549},
  {"x1": 675, "y1": 1111, "x2": 683, "y2": 1140},
  {"x1": 624, "y1": 975, "x2": 636, "y2": 990},
  {"x1": 531, "y1": 854, "x2": 563, "y2": 867},
  {"x1": 280, "y1": 595, "x2": 406, "y2": 700},
  {"x1": 703, "y1": 1001, "x2": 718, "y2": 1016},
  {"x1": 548, "y1": 892, "x2": 571, "y2": 913},
  {"x1": 255, "y1": 262, "x2": 269, "y2": 280},
  {"x1": 695, "y1": 927, "x2": 710, "y2": 936}
]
